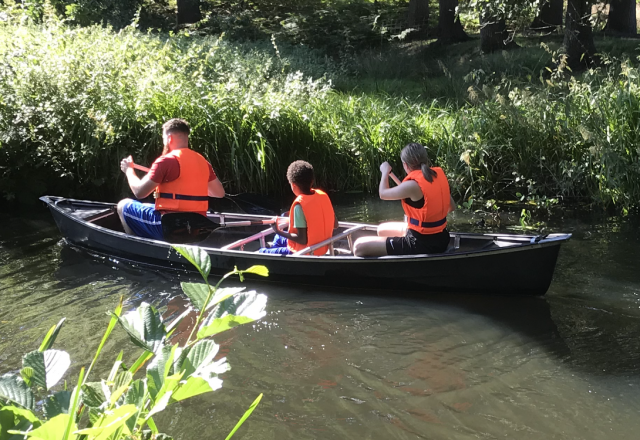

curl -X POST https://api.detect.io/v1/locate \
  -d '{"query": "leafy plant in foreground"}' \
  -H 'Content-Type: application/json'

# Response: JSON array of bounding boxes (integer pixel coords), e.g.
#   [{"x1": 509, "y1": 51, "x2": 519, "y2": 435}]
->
[{"x1": 0, "y1": 245, "x2": 268, "y2": 440}]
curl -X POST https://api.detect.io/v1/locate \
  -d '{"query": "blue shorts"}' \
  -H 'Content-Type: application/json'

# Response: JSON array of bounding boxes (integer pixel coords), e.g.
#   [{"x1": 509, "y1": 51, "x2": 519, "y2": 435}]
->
[
  {"x1": 258, "y1": 234, "x2": 292, "y2": 255},
  {"x1": 122, "y1": 201, "x2": 164, "y2": 240}
]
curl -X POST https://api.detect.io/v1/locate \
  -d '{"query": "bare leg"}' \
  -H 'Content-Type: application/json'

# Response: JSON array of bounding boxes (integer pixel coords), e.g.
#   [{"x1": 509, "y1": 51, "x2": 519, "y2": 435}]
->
[
  {"x1": 377, "y1": 222, "x2": 407, "y2": 237},
  {"x1": 353, "y1": 236, "x2": 388, "y2": 257},
  {"x1": 117, "y1": 199, "x2": 135, "y2": 235}
]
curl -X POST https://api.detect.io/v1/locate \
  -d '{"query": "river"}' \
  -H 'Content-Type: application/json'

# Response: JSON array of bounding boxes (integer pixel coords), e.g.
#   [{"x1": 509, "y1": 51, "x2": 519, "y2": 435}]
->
[{"x1": 2, "y1": 197, "x2": 640, "y2": 439}]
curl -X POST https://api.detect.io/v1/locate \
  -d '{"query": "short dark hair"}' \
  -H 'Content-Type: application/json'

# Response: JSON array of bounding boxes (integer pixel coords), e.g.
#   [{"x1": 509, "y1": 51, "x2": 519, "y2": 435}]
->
[
  {"x1": 287, "y1": 160, "x2": 314, "y2": 192},
  {"x1": 162, "y1": 118, "x2": 190, "y2": 135}
]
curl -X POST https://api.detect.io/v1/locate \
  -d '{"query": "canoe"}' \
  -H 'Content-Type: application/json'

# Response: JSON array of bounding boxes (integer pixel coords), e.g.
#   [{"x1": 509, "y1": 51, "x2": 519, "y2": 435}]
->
[{"x1": 40, "y1": 195, "x2": 571, "y2": 295}]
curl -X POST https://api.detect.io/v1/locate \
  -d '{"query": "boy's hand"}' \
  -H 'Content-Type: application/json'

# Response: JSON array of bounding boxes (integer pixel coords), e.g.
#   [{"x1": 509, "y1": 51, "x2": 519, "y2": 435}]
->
[
  {"x1": 271, "y1": 216, "x2": 282, "y2": 234},
  {"x1": 271, "y1": 216, "x2": 289, "y2": 234}
]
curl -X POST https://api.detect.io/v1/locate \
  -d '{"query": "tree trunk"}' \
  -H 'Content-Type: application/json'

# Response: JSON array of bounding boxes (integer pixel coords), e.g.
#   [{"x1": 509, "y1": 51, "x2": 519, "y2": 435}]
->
[
  {"x1": 407, "y1": 0, "x2": 429, "y2": 30},
  {"x1": 480, "y1": 15, "x2": 518, "y2": 53},
  {"x1": 563, "y1": 0, "x2": 598, "y2": 70},
  {"x1": 177, "y1": 0, "x2": 201, "y2": 25},
  {"x1": 604, "y1": 0, "x2": 637, "y2": 35},
  {"x1": 531, "y1": 0, "x2": 564, "y2": 31},
  {"x1": 438, "y1": 0, "x2": 469, "y2": 43}
]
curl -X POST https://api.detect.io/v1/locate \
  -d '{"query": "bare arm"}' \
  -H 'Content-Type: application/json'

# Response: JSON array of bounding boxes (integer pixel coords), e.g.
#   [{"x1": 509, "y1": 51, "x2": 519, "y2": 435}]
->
[
  {"x1": 277, "y1": 227, "x2": 307, "y2": 245},
  {"x1": 208, "y1": 178, "x2": 225, "y2": 198},
  {"x1": 378, "y1": 162, "x2": 422, "y2": 201},
  {"x1": 271, "y1": 221, "x2": 307, "y2": 245},
  {"x1": 120, "y1": 157, "x2": 157, "y2": 199}
]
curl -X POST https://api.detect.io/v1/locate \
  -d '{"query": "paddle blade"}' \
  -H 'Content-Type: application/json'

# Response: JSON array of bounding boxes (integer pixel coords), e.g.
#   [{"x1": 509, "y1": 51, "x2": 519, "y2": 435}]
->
[{"x1": 161, "y1": 213, "x2": 219, "y2": 244}]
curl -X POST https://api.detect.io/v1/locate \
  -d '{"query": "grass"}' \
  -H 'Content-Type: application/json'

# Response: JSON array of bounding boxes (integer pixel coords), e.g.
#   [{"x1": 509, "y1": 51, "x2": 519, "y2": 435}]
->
[{"x1": 1, "y1": 18, "x2": 640, "y2": 213}]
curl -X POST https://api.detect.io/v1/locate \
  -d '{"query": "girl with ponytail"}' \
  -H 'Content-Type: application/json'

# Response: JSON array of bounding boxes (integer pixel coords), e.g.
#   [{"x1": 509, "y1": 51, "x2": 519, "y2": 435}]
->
[{"x1": 353, "y1": 143, "x2": 455, "y2": 257}]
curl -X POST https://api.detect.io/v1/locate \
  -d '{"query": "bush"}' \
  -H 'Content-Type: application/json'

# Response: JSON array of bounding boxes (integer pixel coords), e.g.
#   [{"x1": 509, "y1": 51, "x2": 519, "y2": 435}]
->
[{"x1": 0, "y1": 245, "x2": 268, "y2": 440}]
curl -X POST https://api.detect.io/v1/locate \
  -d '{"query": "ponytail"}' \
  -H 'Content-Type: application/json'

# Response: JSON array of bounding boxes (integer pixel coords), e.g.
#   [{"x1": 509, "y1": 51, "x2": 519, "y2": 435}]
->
[
  {"x1": 401, "y1": 143, "x2": 437, "y2": 182},
  {"x1": 421, "y1": 162, "x2": 437, "y2": 183}
]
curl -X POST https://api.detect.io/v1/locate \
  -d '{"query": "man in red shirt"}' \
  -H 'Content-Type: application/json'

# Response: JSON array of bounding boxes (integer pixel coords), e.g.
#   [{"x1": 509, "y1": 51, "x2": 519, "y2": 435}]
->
[{"x1": 116, "y1": 118, "x2": 225, "y2": 240}]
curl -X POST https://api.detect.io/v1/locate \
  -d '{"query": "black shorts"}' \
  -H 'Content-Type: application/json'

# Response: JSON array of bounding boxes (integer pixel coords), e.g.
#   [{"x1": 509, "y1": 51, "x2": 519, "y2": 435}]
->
[{"x1": 386, "y1": 228, "x2": 450, "y2": 255}]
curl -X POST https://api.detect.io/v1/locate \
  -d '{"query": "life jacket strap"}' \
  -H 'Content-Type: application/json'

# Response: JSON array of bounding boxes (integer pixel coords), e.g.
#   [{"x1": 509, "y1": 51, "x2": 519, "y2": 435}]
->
[
  {"x1": 408, "y1": 217, "x2": 446, "y2": 228},
  {"x1": 158, "y1": 192, "x2": 209, "y2": 201}
]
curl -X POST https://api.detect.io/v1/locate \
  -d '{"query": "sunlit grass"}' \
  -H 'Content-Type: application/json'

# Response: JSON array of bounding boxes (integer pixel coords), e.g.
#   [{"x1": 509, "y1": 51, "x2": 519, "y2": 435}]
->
[{"x1": 1, "y1": 20, "x2": 640, "y2": 212}]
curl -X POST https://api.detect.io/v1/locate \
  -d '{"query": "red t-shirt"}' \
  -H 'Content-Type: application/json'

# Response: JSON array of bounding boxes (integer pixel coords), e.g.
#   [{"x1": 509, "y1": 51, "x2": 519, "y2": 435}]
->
[
  {"x1": 148, "y1": 153, "x2": 217, "y2": 216},
  {"x1": 148, "y1": 155, "x2": 217, "y2": 184}
]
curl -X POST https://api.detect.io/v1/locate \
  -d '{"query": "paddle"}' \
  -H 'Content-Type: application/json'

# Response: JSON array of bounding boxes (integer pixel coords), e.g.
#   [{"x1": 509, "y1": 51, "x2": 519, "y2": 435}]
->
[
  {"x1": 130, "y1": 163, "x2": 280, "y2": 216},
  {"x1": 161, "y1": 212, "x2": 283, "y2": 244},
  {"x1": 389, "y1": 172, "x2": 402, "y2": 186}
]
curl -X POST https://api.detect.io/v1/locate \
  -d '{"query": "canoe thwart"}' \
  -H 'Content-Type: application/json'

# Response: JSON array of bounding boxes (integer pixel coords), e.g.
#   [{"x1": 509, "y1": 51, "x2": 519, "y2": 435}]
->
[{"x1": 293, "y1": 225, "x2": 368, "y2": 256}]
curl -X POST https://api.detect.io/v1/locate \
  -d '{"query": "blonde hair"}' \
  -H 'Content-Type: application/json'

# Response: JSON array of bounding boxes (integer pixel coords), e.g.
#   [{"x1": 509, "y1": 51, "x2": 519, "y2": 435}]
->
[{"x1": 400, "y1": 143, "x2": 437, "y2": 182}]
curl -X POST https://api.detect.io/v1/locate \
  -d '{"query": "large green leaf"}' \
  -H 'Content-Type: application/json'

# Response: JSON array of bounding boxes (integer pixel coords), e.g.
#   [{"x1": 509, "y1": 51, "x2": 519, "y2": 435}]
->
[
  {"x1": 172, "y1": 245, "x2": 211, "y2": 280},
  {"x1": 180, "y1": 340, "x2": 219, "y2": 377},
  {"x1": 43, "y1": 350, "x2": 70, "y2": 390},
  {"x1": 25, "y1": 413, "x2": 76, "y2": 440},
  {"x1": 197, "y1": 292, "x2": 267, "y2": 339},
  {"x1": 0, "y1": 407, "x2": 15, "y2": 439},
  {"x1": 43, "y1": 391, "x2": 71, "y2": 419},
  {"x1": 0, "y1": 405, "x2": 40, "y2": 440},
  {"x1": 38, "y1": 318, "x2": 66, "y2": 352},
  {"x1": 181, "y1": 284, "x2": 246, "y2": 312},
  {"x1": 117, "y1": 303, "x2": 167, "y2": 354},
  {"x1": 170, "y1": 377, "x2": 214, "y2": 403},
  {"x1": 109, "y1": 371, "x2": 133, "y2": 406},
  {"x1": 0, "y1": 375, "x2": 34, "y2": 410},
  {"x1": 175, "y1": 341, "x2": 229, "y2": 398},
  {"x1": 21, "y1": 352, "x2": 45, "y2": 390},
  {"x1": 74, "y1": 404, "x2": 136, "y2": 440},
  {"x1": 146, "y1": 390, "x2": 172, "y2": 420},
  {"x1": 124, "y1": 380, "x2": 145, "y2": 408},
  {"x1": 205, "y1": 287, "x2": 247, "y2": 311},
  {"x1": 146, "y1": 345, "x2": 177, "y2": 401},
  {"x1": 180, "y1": 283, "x2": 210, "y2": 311},
  {"x1": 113, "y1": 371, "x2": 133, "y2": 392},
  {"x1": 23, "y1": 350, "x2": 71, "y2": 391},
  {"x1": 80, "y1": 382, "x2": 106, "y2": 408},
  {"x1": 193, "y1": 358, "x2": 229, "y2": 391},
  {"x1": 151, "y1": 372, "x2": 183, "y2": 411},
  {"x1": 124, "y1": 380, "x2": 146, "y2": 433}
]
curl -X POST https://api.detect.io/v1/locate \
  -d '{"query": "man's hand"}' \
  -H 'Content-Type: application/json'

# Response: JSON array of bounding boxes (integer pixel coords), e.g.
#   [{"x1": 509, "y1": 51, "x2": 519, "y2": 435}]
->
[
  {"x1": 120, "y1": 155, "x2": 134, "y2": 173},
  {"x1": 380, "y1": 161, "x2": 392, "y2": 176}
]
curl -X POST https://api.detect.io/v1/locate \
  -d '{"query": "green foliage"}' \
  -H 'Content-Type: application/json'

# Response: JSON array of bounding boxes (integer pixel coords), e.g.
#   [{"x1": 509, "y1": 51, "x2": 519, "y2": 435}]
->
[
  {"x1": 0, "y1": 246, "x2": 268, "y2": 440},
  {"x1": 1, "y1": 19, "x2": 640, "y2": 212}
]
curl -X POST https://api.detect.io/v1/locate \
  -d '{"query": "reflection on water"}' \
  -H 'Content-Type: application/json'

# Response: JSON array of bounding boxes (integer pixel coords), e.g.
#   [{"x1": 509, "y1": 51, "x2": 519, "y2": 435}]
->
[{"x1": 2, "y1": 205, "x2": 640, "y2": 439}]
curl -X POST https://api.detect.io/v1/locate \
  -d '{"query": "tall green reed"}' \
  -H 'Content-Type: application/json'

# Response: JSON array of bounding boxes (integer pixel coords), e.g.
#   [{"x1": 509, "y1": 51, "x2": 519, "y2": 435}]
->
[{"x1": 2, "y1": 19, "x2": 640, "y2": 212}]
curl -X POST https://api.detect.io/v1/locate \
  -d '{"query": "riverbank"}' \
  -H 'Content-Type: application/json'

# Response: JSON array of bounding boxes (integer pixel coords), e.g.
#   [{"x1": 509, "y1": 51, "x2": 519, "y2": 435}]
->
[{"x1": 1, "y1": 21, "x2": 640, "y2": 212}]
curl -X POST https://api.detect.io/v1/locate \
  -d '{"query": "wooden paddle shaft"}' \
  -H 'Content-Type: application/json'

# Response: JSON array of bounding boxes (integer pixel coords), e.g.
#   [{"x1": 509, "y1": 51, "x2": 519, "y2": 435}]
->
[
  {"x1": 389, "y1": 172, "x2": 401, "y2": 186},
  {"x1": 132, "y1": 163, "x2": 150, "y2": 173}
]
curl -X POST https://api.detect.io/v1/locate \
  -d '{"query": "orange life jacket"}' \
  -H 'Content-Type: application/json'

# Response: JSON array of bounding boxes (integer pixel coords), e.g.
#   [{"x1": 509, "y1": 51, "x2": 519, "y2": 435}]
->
[
  {"x1": 402, "y1": 168, "x2": 450, "y2": 235},
  {"x1": 287, "y1": 189, "x2": 335, "y2": 256},
  {"x1": 154, "y1": 149, "x2": 210, "y2": 213}
]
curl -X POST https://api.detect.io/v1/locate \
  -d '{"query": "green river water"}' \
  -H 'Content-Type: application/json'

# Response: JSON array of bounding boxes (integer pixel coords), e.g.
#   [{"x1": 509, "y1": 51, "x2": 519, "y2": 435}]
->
[{"x1": 2, "y1": 197, "x2": 640, "y2": 439}]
